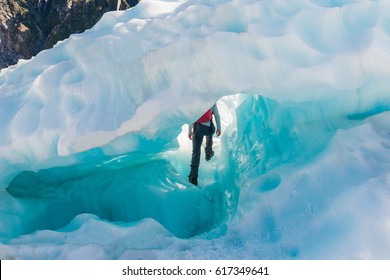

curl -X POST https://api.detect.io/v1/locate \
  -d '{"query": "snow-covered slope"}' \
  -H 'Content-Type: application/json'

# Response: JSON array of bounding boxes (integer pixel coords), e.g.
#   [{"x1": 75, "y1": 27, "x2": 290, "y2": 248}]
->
[{"x1": 1, "y1": 0, "x2": 390, "y2": 259}]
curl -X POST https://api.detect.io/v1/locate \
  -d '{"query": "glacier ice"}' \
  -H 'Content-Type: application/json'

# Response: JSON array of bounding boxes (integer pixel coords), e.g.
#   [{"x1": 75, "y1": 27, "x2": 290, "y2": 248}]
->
[{"x1": 1, "y1": 0, "x2": 390, "y2": 259}]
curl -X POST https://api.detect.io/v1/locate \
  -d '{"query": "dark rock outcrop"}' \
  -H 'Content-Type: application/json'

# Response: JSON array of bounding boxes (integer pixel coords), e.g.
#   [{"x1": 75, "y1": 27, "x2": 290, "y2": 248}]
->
[{"x1": 0, "y1": 0, "x2": 137, "y2": 69}]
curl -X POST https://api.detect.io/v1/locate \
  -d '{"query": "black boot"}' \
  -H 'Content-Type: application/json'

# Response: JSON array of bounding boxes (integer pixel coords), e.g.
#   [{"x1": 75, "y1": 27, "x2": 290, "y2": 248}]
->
[
  {"x1": 205, "y1": 151, "x2": 214, "y2": 161},
  {"x1": 188, "y1": 175, "x2": 198, "y2": 186}
]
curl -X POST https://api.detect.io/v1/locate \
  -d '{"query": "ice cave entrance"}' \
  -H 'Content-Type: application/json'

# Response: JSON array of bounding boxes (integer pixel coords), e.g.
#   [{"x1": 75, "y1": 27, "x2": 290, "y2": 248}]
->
[{"x1": 4, "y1": 95, "x2": 246, "y2": 241}]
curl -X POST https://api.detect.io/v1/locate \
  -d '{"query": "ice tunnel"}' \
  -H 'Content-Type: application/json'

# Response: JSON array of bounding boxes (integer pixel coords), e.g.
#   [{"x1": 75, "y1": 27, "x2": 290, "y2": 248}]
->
[{"x1": 3, "y1": 89, "x2": 389, "y2": 242}]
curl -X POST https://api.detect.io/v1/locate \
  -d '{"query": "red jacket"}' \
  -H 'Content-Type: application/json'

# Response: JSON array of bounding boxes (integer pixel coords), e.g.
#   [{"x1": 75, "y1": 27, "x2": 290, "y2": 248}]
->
[{"x1": 196, "y1": 109, "x2": 212, "y2": 123}]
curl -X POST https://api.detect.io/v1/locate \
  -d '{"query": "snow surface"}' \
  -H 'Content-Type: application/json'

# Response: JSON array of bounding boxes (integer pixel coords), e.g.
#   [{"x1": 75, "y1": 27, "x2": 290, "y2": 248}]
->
[{"x1": 1, "y1": 0, "x2": 390, "y2": 259}]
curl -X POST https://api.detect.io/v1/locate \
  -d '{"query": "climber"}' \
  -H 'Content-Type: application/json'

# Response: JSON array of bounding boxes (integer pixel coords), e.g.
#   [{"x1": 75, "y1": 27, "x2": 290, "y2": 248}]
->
[{"x1": 188, "y1": 103, "x2": 221, "y2": 186}]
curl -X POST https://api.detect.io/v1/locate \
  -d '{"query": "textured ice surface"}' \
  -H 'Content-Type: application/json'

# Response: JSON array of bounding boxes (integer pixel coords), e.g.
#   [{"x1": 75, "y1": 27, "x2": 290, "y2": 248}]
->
[{"x1": 1, "y1": 0, "x2": 390, "y2": 259}]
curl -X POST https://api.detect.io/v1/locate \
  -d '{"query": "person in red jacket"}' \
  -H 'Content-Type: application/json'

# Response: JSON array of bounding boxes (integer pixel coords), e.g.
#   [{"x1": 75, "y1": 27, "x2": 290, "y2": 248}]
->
[{"x1": 188, "y1": 104, "x2": 221, "y2": 186}]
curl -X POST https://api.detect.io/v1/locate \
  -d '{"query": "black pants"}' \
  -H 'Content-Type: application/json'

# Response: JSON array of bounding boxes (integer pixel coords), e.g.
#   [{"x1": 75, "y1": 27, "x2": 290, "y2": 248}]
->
[{"x1": 189, "y1": 123, "x2": 213, "y2": 180}]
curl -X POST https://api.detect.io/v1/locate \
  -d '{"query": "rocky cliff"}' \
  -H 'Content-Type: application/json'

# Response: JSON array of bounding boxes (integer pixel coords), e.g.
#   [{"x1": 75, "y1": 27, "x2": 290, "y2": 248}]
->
[{"x1": 0, "y1": 0, "x2": 137, "y2": 69}]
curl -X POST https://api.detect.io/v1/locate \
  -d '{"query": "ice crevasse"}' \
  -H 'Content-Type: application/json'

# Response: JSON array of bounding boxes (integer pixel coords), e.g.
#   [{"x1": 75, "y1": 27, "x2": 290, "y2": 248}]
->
[{"x1": 1, "y1": 0, "x2": 390, "y2": 259}]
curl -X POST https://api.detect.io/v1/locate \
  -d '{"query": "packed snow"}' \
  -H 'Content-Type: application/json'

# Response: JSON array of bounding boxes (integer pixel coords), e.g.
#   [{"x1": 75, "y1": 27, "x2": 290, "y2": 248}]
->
[{"x1": 1, "y1": 0, "x2": 390, "y2": 259}]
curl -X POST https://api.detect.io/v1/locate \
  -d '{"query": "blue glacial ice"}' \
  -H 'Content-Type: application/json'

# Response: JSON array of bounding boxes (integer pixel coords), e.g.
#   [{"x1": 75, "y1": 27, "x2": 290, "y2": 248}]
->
[{"x1": 1, "y1": 0, "x2": 390, "y2": 259}]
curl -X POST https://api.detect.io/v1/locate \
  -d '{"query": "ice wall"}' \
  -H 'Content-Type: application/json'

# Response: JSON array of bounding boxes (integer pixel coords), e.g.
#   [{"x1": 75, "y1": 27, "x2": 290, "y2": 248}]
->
[
  {"x1": 2, "y1": 0, "x2": 390, "y2": 165},
  {"x1": 1, "y1": 0, "x2": 390, "y2": 259}
]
